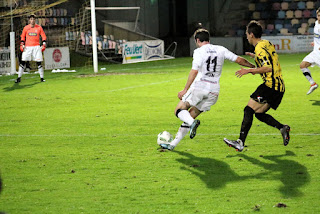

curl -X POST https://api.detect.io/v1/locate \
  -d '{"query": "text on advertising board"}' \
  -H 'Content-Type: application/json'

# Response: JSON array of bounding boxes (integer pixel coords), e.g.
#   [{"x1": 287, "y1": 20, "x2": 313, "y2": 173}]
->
[{"x1": 144, "y1": 42, "x2": 163, "y2": 60}]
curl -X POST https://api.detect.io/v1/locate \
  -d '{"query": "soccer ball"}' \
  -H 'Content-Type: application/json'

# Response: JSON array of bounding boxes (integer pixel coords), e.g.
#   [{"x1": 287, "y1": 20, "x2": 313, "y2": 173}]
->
[{"x1": 157, "y1": 131, "x2": 173, "y2": 145}]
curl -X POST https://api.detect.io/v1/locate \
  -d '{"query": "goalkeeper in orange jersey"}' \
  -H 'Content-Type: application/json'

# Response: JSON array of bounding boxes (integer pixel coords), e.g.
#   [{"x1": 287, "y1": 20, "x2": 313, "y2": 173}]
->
[{"x1": 15, "y1": 14, "x2": 47, "y2": 83}]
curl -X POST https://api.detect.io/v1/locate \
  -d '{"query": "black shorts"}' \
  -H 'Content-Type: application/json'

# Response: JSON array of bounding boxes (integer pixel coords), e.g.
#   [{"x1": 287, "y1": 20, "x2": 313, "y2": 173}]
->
[{"x1": 250, "y1": 83, "x2": 284, "y2": 110}]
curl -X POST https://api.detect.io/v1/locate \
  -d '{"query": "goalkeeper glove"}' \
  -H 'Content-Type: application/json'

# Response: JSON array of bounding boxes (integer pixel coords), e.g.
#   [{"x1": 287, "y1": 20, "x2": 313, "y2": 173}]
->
[
  {"x1": 41, "y1": 42, "x2": 46, "y2": 52},
  {"x1": 20, "y1": 42, "x2": 25, "y2": 52}
]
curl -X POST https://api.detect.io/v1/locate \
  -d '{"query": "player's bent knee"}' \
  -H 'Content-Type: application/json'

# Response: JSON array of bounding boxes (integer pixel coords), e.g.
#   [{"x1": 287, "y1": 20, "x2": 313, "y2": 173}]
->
[
  {"x1": 175, "y1": 109, "x2": 182, "y2": 118},
  {"x1": 255, "y1": 113, "x2": 264, "y2": 120},
  {"x1": 244, "y1": 106, "x2": 255, "y2": 115},
  {"x1": 300, "y1": 61, "x2": 309, "y2": 69}
]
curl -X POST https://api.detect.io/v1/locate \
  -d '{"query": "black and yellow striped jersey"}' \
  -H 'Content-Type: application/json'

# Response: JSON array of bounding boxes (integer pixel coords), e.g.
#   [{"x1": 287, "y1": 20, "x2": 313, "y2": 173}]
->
[{"x1": 254, "y1": 40, "x2": 285, "y2": 92}]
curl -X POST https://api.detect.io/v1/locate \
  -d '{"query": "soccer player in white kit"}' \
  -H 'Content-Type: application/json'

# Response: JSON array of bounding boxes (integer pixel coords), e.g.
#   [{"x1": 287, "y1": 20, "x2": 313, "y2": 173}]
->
[
  {"x1": 160, "y1": 29, "x2": 255, "y2": 150},
  {"x1": 15, "y1": 14, "x2": 47, "y2": 83},
  {"x1": 300, "y1": 7, "x2": 320, "y2": 95}
]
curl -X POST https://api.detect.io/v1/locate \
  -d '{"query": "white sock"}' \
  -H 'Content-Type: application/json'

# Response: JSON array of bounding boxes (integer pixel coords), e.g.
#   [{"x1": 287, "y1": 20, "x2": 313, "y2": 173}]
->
[
  {"x1": 170, "y1": 123, "x2": 190, "y2": 147},
  {"x1": 177, "y1": 110, "x2": 194, "y2": 126},
  {"x1": 38, "y1": 65, "x2": 44, "y2": 78},
  {"x1": 301, "y1": 68, "x2": 315, "y2": 85},
  {"x1": 18, "y1": 64, "x2": 24, "y2": 78}
]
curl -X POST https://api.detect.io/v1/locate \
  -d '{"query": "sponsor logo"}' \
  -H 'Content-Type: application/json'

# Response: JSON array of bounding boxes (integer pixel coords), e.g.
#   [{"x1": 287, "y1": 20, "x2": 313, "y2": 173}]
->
[
  {"x1": 52, "y1": 49, "x2": 62, "y2": 62},
  {"x1": 124, "y1": 43, "x2": 143, "y2": 61},
  {"x1": 256, "y1": 96, "x2": 266, "y2": 103},
  {"x1": 124, "y1": 44, "x2": 143, "y2": 55},
  {"x1": 28, "y1": 32, "x2": 37, "y2": 36},
  {"x1": 144, "y1": 43, "x2": 163, "y2": 60}
]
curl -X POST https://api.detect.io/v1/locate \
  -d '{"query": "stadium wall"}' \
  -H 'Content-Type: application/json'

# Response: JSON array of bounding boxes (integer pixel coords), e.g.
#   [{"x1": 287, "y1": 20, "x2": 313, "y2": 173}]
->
[
  {"x1": 190, "y1": 35, "x2": 315, "y2": 56},
  {"x1": 262, "y1": 35, "x2": 313, "y2": 53}
]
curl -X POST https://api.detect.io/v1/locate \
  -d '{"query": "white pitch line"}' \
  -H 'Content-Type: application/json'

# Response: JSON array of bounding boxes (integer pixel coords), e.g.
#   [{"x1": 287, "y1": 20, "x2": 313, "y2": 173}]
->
[
  {"x1": 7, "y1": 77, "x2": 186, "y2": 95},
  {"x1": 71, "y1": 78, "x2": 185, "y2": 94},
  {"x1": 0, "y1": 133, "x2": 319, "y2": 137},
  {"x1": 84, "y1": 77, "x2": 186, "y2": 93},
  {"x1": 102, "y1": 63, "x2": 189, "y2": 72}
]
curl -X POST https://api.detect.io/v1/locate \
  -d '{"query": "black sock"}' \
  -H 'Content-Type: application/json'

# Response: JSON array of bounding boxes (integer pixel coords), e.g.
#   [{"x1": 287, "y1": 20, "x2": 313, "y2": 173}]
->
[
  {"x1": 239, "y1": 106, "x2": 255, "y2": 143},
  {"x1": 255, "y1": 113, "x2": 283, "y2": 130}
]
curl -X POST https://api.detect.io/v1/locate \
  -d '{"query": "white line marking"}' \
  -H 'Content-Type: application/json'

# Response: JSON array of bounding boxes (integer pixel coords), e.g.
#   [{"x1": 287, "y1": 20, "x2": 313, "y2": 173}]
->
[
  {"x1": 4, "y1": 77, "x2": 186, "y2": 95},
  {"x1": 77, "y1": 77, "x2": 185, "y2": 94},
  {"x1": 70, "y1": 62, "x2": 189, "y2": 72},
  {"x1": 0, "y1": 133, "x2": 319, "y2": 137}
]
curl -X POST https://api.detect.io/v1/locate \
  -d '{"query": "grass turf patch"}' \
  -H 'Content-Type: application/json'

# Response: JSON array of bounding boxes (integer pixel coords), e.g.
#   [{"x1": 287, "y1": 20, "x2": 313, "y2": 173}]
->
[{"x1": 0, "y1": 53, "x2": 319, "y2": 213}]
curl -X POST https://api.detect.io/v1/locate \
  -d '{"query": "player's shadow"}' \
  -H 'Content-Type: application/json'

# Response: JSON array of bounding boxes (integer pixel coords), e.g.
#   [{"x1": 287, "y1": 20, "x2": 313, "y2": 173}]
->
[
  {"x1": 3, "y1": 82, "x2": 40, "y2": 92},
  {"x1": 237, "y1": 151, "x2": 310, "y2": 197},
  {"x1": 310, "y1": 100, "x2": 320, "y2": 106},
  {"x1": 175, "y1": 151, "x2": 261, "y2": 189}
]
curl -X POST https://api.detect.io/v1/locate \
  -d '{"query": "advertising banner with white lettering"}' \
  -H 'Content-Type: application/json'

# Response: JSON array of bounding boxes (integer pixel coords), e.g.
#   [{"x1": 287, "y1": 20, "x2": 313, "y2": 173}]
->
[
  {"x1": 0, "y1": 48, "x2": 11, "y2": 74},
  {"x1": 122, "y1": 40, "x2": 164, "y2": 64},
  {"x1": 44, "y1": 47, "x2": 70, "y2": 70},
  {"x1": 122, "y1": 41, "x2": 144, "y2": 63},
  {"x1": 262, "y1": 35, "x2": 313, "y2": 53}
]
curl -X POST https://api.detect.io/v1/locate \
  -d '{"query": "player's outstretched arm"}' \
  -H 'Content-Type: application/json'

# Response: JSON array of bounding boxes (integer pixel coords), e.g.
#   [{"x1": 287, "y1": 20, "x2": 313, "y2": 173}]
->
[
  {"x1": 235, "y1": 56, "x2": 255, "y2": 68},
  {"x1": 235, "y1": 66, "x2": 272, "y2": 78},
  {"x1": 235, "y1": 67, "x2": 251, "y2": 78}
]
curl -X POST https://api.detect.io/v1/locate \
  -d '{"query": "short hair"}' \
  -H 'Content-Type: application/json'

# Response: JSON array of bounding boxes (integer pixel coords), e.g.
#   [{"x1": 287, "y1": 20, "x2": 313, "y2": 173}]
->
[
  {"x1": 28, "y1": 14, "x2": 36, "y2": 19},
  {"x1": 317, "y1": 7, "x2": 320, "y2": 14},
  {"x1": 246, "y1": 20, "x2": 263, "y2": 39},
  {"x1": 194, "y1": 28, "x2": 210, "y2": 42}
]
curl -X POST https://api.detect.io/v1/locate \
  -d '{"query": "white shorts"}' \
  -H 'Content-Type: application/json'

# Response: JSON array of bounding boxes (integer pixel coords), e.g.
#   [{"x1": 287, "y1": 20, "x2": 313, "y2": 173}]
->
[
  {"x1": 182, "y1": 88, "x2": 219, "y2": 112},
  {"x1": 303, "y1": 50, "x2": 320, "y2": 67},
  {"x1": 22, "y1": 46, "x2": 43, "y2": 62}
]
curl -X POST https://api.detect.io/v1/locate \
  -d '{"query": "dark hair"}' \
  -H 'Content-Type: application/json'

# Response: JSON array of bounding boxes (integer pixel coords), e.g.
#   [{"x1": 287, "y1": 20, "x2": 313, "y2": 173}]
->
[
  {"x1": 28, "y1": 14, "x2": 36, "y2": 19},
  {"x1": 194, "y1": 28, "x2": 210, "y2": 42},
  {"x1": 317, "y1": 7, "x2": 320, "y2": 14},
  {"x1": 246, "y1": 20, "x2": 263, "y2": 39}
]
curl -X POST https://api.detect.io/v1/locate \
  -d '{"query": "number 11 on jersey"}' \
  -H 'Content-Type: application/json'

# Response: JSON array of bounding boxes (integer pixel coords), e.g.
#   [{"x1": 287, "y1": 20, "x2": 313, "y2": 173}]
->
[{"x1": 206, "y1": 56, "x2": 217, "y2": 77}]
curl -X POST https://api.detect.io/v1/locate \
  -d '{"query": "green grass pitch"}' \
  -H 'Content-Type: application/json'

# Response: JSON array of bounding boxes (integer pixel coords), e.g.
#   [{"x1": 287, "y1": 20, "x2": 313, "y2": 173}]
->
[{"x1": 0, "y1": 53, "x2": 319, "y2": 213}]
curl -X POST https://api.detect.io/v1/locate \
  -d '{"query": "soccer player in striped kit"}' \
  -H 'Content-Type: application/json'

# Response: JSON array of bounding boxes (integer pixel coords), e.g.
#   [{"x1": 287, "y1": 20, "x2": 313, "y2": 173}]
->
[
  {"x1": 15, "y1": 14, "x2": 47, "y2": 83},
  {"x1": 224, "y1": 21, "x2": 290, "y2": 151}
]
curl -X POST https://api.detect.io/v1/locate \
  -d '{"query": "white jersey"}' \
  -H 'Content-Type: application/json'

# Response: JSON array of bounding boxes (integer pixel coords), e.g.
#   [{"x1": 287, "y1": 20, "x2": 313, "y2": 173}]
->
[
  {"x1": 313, "y1": 21, "x2": 320, "y2": 52},
  {"x1": 191, "y1": 44, "x2": 238, "y2": 93}
]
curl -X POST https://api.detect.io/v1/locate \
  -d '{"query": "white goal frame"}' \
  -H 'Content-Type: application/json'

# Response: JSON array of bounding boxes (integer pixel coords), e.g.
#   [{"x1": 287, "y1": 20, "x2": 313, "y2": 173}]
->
[{"x1": 86, "y1": 3, "x2": 141, "y2": 73}]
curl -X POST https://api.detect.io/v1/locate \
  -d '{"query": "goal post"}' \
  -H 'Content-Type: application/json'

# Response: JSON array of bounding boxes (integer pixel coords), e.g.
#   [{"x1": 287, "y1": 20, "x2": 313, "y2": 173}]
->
[
  {"x1": 90, "y1": 0, "x2": 98, "y2": 73},
  {"x1": 10, "y1": 0, "x2": 16, "y2": 75},
  {"x1": 85, "y1": 4, "x2": 141, "y2": 72},
  {"x1": 10, "y1": 32, "x2": 16, "y2": 75}
]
